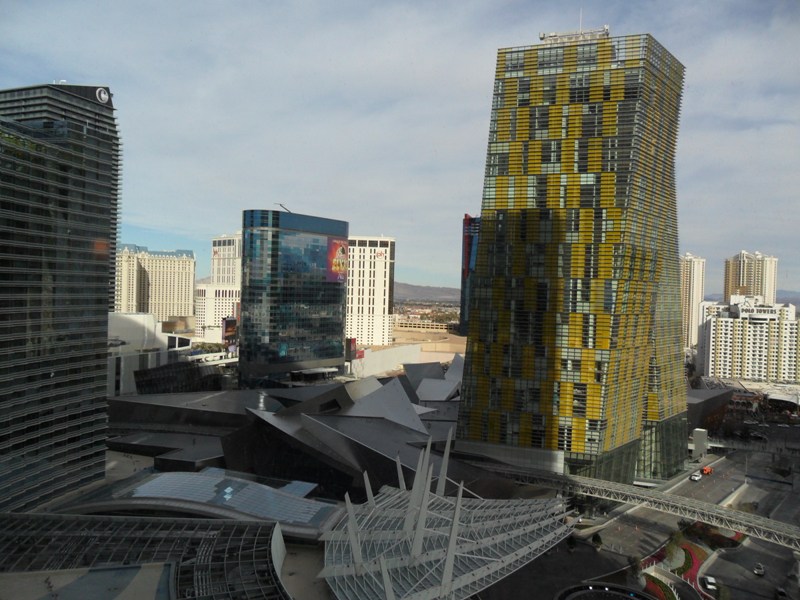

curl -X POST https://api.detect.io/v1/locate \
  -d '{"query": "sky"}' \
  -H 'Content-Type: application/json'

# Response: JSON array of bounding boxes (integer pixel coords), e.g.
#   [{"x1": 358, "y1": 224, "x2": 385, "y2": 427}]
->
[{"x1": 2, "y1": 1, "x2": 798, "y2": 292}]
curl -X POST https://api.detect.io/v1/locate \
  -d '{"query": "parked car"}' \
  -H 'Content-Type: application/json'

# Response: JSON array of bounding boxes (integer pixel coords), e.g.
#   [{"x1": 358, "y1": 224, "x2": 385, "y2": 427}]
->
[
  {"x1": 702, "y1": 576, "x2": 718, "y2": 592},
  {"x1": 690, "y1": 471, "x2": 702, "y2": 481},
  {"x1": 774, "y1": 587, "x2": 787, "y2": 599},
  {"x1": 753, "y1": 563, "x2": 765, "y2": 576}
]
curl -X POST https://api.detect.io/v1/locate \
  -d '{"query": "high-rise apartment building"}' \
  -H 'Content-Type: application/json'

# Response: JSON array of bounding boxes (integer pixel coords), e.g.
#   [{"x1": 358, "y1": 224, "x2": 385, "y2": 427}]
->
[
  {"x1": 723, "y1": 250, "x2": 778, "y2": 305},
  {"x1": 346, "y1": 236, "x2": 395, "y2": 346},
  {"x1": 0, "y1": 83, "x2": 121, "y2": 510},
  {"x1": 459, "y1": 28, "x2": 687, "y2": 482},
  {"x1": 115, "y1": 244, "x2": 196, "y2": 322},
  {"x1": 239, "y1": 210, "x2": 348, "y2": 386},
  {"x1": 195, "y1": 232, "x2": 242, "y2": 342},
  {"x1": 680, "y1": 253, "x2": 705, "y2": 349},
  {"x1": 701, "y1": 296, "x2": 797, "y2": 383},
  {"x1": 211, "y1": 232, "x2": 242, "y2": 288}
]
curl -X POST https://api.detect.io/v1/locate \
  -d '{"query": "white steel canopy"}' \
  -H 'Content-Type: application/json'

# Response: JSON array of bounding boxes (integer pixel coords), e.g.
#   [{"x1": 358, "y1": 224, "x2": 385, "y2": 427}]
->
[{"x1": 320, "y1": 444, "x2": 573, "y2": 600}]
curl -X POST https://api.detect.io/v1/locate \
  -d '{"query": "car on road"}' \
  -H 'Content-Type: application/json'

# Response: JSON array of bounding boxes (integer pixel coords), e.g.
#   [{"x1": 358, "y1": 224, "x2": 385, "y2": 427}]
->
[
  {"x1": 702, "y1": 576, "x2": 718, "y2": 592},
  {"x1": 753, "y1": 562, "x2": 765, "y2": 576},
  {"x1": 690, "y1": 471, "x2": 702, "y2": 481},
  {"x1": 774, "y1": 588, "x2": 787, "y2": 599},
  {"x1": 777, "y1": 424, "x2": 790, "y2": 428},
  {"x1": 750, "y1": 431, "x2": 769, "y2": 441}
]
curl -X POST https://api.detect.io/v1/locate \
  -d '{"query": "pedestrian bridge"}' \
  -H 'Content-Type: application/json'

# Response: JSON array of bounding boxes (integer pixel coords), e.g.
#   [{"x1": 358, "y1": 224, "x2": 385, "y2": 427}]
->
[{"x1": 491, "y1": 466, "x2": 800, "y2": 552}]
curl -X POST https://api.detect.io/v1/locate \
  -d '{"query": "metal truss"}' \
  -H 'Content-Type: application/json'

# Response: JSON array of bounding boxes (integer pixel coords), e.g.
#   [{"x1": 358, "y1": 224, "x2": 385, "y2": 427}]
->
[
  {"x1": 493, "y1": 466, "x2": 800, "y2": 552},
  {"x1": 321, "y1": 443, "x2": 573, "y2": 600}
]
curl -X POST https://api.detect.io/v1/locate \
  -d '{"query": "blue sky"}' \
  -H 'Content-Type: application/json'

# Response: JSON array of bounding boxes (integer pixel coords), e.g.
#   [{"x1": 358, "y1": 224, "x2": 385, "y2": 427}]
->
[{"x1": 2, "y1": 1, "x2": 798, "y2": 291}]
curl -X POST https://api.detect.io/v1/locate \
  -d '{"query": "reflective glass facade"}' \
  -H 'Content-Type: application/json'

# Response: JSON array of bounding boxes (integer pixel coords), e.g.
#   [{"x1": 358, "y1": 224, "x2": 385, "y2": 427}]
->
[
  {"x1": 0, "y1": 84, "x2": 121, "y2": 510},
  {"x1": 460, "y1": 32, "x2": 687, "y2": 483},
  {"x1": 240, "y1": 210, "x2": 348, "y2": 386},
  {"x1": 459, "y1": 214, "x2": 481, "y2": 336}
]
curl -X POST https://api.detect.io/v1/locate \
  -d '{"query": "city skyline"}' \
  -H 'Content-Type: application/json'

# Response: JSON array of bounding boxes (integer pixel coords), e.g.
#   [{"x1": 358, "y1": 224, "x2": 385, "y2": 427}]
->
[{"x1": 2, "y1": 1, "x2": 798, "y2": 290}]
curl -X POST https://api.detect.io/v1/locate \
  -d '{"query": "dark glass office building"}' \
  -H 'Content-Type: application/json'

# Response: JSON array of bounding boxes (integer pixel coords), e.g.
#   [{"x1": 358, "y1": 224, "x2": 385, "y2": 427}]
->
[
  {"x1": 459, "y1": 214, "x2": 481, "y2": 336},
  {"x1": 0, "y1": 84, "x2": 121, "y2": 510},
  {"x1": 239, "y1": 210, "x2": 349, "y2": 386},
  {"x1": 459, "y1": 29, "x2": 687, "y2": 483}
]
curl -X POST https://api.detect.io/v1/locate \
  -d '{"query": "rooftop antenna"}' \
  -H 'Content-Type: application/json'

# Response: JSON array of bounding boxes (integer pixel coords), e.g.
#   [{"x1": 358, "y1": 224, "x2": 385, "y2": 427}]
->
[
  {"x1": 579, "y1": 7, "x2": 583, "y2": 33},
  {"x1": 276, "y1": 203, "x2": 292, "y2": 213}
]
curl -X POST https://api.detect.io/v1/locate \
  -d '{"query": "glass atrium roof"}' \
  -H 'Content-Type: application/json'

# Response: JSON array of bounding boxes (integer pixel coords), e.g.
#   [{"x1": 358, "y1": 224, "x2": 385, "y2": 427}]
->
[{"x1": 119, "y1": 468, "x2": 338, "y2": 526}]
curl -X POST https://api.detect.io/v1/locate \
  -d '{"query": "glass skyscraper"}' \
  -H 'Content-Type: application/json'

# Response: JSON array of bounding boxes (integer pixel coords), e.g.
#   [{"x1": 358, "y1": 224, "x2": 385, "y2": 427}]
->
[
  {"x1": 459, "y1": 214, "x2": 481, "y2": 336},
  {"x1": 459, "y1": 29, "x2": 687, "y2": 483},
  {"x1": 0, "y1": 84, "x2": 121, "y2": 510},
  {"x1": 239, "y1": 210, "x2": 349, "y2": 386}
]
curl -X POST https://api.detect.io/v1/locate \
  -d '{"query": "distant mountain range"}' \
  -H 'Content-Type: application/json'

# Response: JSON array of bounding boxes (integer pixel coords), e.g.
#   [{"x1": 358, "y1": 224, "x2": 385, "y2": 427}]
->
[
  {"x1": 394, "y1": 282, "x2": 460, "y2": 302},
  {"x1": 394, "y1": 286, "x2": 800, "y2": 304},
  {"x1": 706, "y1": 290, "x2": 800, "y2": 305},
  {"x1": 197, "y1": 276, "x2": 799, "y2": 306}
]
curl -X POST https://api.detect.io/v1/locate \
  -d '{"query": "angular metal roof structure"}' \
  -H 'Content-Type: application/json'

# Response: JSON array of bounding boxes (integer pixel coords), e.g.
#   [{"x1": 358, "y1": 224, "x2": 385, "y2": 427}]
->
[{"x1": 319, "y1": 446, "x2": 573, "y2": 600}]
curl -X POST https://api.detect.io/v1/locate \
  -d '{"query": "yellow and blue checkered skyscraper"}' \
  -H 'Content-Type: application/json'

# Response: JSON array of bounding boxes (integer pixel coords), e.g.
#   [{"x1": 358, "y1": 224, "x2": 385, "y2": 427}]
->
[{"x1": 459, "y1": 28, "x2": 687, "y2": 483}]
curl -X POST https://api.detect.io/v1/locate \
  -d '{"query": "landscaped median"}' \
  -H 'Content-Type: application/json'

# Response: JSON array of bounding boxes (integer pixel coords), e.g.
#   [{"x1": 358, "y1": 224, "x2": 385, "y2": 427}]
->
[
  {"x1": 644, "y1": 570, "x2": 679, "y2": 600},
  {"x1": 642, "y1": 521, "x2": 745, "y2": 599}
]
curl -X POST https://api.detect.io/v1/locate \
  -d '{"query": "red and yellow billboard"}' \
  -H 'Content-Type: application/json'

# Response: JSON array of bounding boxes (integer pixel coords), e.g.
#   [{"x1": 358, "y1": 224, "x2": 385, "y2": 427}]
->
[{"x1": 327, "y1": 238, "x2": 348, "y2": 282}]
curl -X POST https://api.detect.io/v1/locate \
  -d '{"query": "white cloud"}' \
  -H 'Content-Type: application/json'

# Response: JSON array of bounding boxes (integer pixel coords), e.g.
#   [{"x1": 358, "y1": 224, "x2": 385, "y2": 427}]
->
[{"x1": 1, "y1": 0, "x2": 798, "y2": 289}]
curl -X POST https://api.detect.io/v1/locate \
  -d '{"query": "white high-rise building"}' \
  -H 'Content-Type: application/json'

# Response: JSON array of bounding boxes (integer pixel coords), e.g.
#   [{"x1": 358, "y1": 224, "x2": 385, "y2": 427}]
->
[
  {"x1": 115, "y1": 245, "x2": 195, "y2": 322},
  {"x1": 723, "y1": 250, "x2": 778, "y2": 305},
  {"x1": 211, "y1": 232, "x2": 242, "y2": 288},
  {"x1": 680, "y1": 252, "x2": 705, "y2": 349},
  {"x1": 700, "y1": 295, "x2": 798, "y2": 383},
  {"x1": 346, "y1": 236, "x2": 395, "y2": 346},
  {"x1": 195, "y1": 232, "x2": 242, "y2": 343}
]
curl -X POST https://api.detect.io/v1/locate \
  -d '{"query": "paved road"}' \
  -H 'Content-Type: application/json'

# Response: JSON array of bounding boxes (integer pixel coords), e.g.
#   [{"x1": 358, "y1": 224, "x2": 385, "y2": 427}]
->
[
  {"x1": 704, "y1": 537, "x2": 796, "y2": 600},
  {"x1": 483, "y1": 449, "x2": 799, "y2": 600},
  {"x1": 699, "y1": 450, "x2": 800, "y2": 600}
]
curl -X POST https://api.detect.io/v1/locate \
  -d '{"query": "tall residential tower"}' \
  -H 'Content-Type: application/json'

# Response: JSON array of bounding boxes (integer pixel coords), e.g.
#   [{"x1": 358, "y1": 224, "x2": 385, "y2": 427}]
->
[
  {"x1": 195, "y1": 232, "x2": 242, "y2": 342},
  {"x1": 701, "y1": 296, "x2": 798, "y2": 383},
  {"x1": 346, "y1": 236, "x2": 395, "y2": 346},
  {"x1": 723, "y1": 250, "x2": 778, "y2": 305},
  {"x1": 459, "y1": 29, "x2": 687, "y2": 483},
  {"x1": 680, "y1": 252, "x2": 705, "y2": 349},
  {"x1": 0, "y1": 83, "x2": 121, "y2": 510}
]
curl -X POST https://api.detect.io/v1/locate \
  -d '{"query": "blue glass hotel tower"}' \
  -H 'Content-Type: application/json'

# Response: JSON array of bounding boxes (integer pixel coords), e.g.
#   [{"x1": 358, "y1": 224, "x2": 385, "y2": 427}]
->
[{"x1": 239, "y1": 210, "x2": 349, "y2": 386}]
